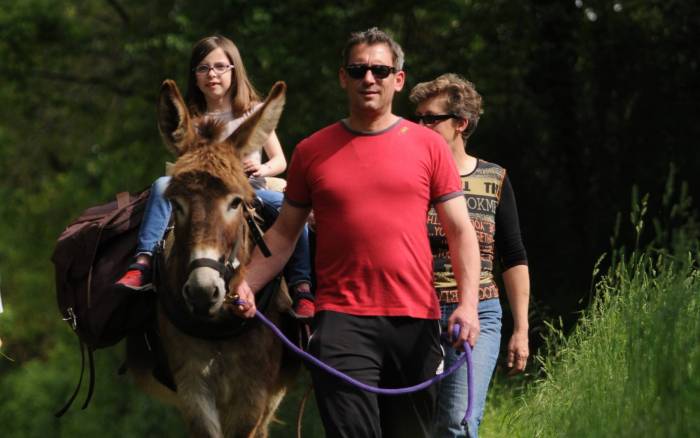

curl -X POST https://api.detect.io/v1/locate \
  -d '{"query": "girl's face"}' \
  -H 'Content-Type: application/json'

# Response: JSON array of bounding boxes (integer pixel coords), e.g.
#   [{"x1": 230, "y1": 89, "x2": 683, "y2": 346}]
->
[{"x1": 195, "y1": 47, "x2": 235, "y2": 106}]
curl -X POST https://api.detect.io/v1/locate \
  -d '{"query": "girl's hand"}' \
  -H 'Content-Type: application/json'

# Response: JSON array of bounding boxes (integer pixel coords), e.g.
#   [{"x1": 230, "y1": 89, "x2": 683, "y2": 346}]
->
[
  {"x1": 307, "y1": 210, "x2": 316, "y2": 232},
  {"x1": 243, "y1": 159, "x2": 267, "y2": 177}
]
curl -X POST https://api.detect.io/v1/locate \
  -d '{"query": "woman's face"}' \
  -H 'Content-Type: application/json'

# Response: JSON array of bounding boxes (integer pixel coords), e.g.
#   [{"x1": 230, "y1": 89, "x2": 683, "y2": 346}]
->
[
  {"x1": 415, "y1": 94, "x2": 463, "y2": 145},
  {"x1": 195, "y1": 47, "x2": 235, "y2": 106}
]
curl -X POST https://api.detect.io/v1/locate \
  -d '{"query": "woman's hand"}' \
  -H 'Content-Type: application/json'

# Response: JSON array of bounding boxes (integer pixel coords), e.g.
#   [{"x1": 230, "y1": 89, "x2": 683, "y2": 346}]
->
[{"x1": 506, "y1": 330, "x2": 529, "y2": 375}]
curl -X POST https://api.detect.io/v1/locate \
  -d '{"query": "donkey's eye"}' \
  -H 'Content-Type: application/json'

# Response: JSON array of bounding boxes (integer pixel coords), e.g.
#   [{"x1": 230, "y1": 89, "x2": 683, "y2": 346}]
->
[
  {"x1": 229, "y1": 197, "x2": 243, "y2": 210},
  {"x1": 171, "y1": 199, "x2": 184, "y2": 213},
  {"x1": 170, "y1": 198, "x2": 189, "y2": 220}
]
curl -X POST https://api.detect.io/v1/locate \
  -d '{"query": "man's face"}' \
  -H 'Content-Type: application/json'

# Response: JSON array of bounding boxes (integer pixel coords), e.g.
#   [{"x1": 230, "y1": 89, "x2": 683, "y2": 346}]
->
[{"x1": 339, "y1": 43, "x2": 405, "y2": 117}]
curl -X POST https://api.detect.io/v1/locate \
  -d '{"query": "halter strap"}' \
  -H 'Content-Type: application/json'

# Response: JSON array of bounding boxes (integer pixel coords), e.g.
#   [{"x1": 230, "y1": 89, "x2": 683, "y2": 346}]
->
[
  {"x1": 185, "y1": 202, "x2": 269, "y2": 293},
  {"x1": 243, "y1": 201, "x2": 271, "y2": 257},
  {"x1": 187, "y1": 230, "x2": 242, "y2": 292}
]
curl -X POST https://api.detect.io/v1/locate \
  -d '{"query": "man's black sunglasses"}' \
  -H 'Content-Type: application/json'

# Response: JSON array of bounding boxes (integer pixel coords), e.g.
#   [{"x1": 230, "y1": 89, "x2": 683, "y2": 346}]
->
[
  {"x1": 345, "y1": 64, "x2": 397, "y2": 79},
  {"x1": 414, "y1": 114, "x2": 460, "y2": 125}
]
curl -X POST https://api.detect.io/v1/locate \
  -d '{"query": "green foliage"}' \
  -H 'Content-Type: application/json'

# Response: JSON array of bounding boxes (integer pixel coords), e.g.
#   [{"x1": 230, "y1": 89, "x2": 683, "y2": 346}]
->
[
  {"x1": 483, "y1": 181, "x2": 700, "y2": 437},
  {"x1": 0, "y1": 336, "x2": 185, "y2": 438}
]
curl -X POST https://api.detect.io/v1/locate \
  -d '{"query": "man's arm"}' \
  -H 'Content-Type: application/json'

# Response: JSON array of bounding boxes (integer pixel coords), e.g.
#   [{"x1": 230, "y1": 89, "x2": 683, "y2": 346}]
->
[
  {"x1": 232, "y1": 202, "x2": 311, "y2": 317},
  {"x1": 502, "y1": 264, "x2": 530, "y2": 374},
  {"x1": 435, "y1": 195, "x2": 481, "y2": 348}
]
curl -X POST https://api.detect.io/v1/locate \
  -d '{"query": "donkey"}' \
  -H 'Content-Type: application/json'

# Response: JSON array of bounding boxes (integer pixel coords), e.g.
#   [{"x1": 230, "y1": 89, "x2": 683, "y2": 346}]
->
[{"x1": 127, "y1": 80, "x2": 298, "y2": 438}]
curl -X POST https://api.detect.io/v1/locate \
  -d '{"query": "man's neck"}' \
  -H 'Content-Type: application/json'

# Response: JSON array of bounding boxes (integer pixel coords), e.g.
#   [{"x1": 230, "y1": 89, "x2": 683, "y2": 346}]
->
[{"x1": 345, "y1": 110, "x2": 399, "y2": 133}]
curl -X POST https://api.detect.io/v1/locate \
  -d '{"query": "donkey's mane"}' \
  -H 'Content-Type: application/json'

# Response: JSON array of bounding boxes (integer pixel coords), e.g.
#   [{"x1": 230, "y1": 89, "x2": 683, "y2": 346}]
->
[
  {"x1": 197, "y1": 118, "x2": 226, "y2": 143},
  {"x1": 168, "y1": 118, "x2": 253, "y2": 196}
]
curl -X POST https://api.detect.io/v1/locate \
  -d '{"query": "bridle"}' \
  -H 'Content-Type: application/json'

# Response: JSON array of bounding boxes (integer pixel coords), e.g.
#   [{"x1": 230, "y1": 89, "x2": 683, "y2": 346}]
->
[
  {"x1": 186, "y1": 231, "x2": 242, "y2": 295},
  {"x1": 154, "y1": 199, "x2": 276, "y2": 341},
  {"x1": 184, "y1": 200, "x2": 271, "y2": 298}
]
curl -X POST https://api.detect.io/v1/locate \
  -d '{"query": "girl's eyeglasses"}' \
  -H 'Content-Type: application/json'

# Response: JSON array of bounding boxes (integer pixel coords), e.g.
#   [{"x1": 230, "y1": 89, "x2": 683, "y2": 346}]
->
[{"x1": 194, "y1": 63, "x2": 234, "y2": 76}]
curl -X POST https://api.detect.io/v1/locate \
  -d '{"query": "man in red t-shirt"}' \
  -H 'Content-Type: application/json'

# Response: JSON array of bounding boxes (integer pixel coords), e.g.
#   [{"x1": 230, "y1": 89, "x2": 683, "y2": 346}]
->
[{"x1": 234, "y1": 27, "x2": 481, "y2": 438}]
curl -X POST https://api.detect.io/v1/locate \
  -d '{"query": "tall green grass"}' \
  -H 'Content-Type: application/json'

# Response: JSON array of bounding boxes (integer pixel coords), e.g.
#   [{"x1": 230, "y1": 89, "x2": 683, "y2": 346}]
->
[
  {"x1": 484, "y1": 174, "x2": 700, "y2": 437},
  {"x1": 502, "y1": 251, "x2": 700, "y2": 437}
]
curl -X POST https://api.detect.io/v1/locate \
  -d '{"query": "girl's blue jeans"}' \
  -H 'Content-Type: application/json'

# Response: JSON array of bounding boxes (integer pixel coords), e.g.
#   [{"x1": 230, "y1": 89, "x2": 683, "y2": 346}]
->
[
  {"x1": 136, "y1": 176, "x2": 312, "y2": 287},
  {"x1": 434, "y1": 298, "x2": 502, "y2": 438}
]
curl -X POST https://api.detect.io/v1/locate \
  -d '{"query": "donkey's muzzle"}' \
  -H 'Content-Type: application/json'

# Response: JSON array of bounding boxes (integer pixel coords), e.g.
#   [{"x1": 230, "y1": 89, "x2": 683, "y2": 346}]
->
[{"x1": 183, "y1": 283, "x2": 222, "y2": 317}]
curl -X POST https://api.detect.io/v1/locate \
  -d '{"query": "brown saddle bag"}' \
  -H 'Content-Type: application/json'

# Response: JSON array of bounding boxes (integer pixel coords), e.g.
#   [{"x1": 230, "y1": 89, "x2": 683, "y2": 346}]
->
[{"x1": 52, "y1": 189, "x2": 155, "y2": 416}]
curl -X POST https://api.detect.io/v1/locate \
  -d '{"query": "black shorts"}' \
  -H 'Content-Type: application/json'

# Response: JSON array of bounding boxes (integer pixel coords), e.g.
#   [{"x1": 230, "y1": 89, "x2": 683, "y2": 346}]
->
[{"x1": 307, "y1": 311, "x2": 443, "y2": 438}]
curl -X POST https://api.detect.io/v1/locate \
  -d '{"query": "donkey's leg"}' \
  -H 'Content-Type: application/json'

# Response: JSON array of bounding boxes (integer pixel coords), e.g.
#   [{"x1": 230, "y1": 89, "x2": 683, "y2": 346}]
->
[
  {"x1": 220, "y1": 402, "x2": 265, "y2": 438},
  {"x1": 218, "y1": 385, "x2": 283, "y2": 438},
  {"x1": 253, "y1": 388, "x2": 287, "y2": 438},
  {"x1": 177, "y1": 378, "x2": 223, "y2": 438}
]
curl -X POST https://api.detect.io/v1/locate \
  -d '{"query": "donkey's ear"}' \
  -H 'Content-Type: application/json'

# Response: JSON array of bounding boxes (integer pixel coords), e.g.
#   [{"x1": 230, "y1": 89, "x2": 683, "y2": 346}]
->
[
  {"x1": 157, "y1": 79, "x2": 196, "y2": 157},
  {"x1": 227, "y1": 81, "x2": 286, "y2": 158}
]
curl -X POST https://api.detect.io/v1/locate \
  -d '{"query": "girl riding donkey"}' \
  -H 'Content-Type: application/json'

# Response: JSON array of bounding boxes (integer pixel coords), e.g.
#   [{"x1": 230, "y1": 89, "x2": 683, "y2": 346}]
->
[{"x1": 115, "y1": 35, "x2": 314, "y2": 319}]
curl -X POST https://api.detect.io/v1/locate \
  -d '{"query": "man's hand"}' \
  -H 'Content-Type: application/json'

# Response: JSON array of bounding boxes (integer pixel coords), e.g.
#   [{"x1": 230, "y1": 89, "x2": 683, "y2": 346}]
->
[
  {"x1": 506, "y1": 331, "x2": 529, "y2": 375},
  {"x1": 229, "y1": 280, "x2": 257, "y2": 318},
  {"x1": 447, "y1": 304, "x2": 480, "y2": 349}
]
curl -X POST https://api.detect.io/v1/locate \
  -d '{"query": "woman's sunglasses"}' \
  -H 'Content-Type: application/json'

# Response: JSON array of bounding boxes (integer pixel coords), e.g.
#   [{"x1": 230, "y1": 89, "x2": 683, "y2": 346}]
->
[
  {"x1": 345, "y1": 64, "x2": 397, "y2": 80},
  {"x1": 414, "y1": 114, "x2": 460, "y2": 125}
]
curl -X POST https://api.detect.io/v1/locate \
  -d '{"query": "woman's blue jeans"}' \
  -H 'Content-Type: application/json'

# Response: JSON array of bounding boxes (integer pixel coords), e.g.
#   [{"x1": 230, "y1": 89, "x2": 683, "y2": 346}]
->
[
  {"x1": 434, "y1": 298, "x2": 502, "y2": 438},
  {"x1": 136, "y1": 176, "x2": 312, "y2": 287}
]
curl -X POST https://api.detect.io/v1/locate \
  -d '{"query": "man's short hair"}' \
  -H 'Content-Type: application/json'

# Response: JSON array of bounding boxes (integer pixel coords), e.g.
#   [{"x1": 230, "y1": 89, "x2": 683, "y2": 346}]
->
[
  {"x1": 341, "y1": 27, "x2": 405, "y2": 70},
  {"x1": 409, "y1": 73, "x2": 484, "y2": 140}
]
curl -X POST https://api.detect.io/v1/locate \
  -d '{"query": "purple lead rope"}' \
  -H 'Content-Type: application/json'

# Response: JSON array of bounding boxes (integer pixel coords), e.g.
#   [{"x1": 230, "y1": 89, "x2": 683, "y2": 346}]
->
[{"x1": 236, "y1": 299, "x2": 474, "y2": 426}]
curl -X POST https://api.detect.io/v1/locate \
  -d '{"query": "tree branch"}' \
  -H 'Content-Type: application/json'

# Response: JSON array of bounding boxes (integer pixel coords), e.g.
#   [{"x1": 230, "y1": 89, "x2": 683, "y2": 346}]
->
[
  {"x1": 105, "y1": 0, "x2": 130, "y2": 25},
  {"x1": 36, "y1": 69, "x2": 135, "y2": 97}
]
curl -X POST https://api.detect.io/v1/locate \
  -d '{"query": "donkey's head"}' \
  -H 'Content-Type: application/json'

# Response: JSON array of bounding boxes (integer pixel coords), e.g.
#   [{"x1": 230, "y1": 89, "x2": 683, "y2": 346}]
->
[{"x1": 157, "y1": 79, "x2": 285, "y2": 317}]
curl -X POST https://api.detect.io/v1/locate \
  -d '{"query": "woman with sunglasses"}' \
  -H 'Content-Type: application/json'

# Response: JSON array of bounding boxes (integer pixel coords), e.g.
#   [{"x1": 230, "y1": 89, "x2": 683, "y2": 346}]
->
[
  {"x1": 410, "y1": 74, "x2": 530, "y2": 438},
  {"x1": 115, "y1": 35, "x2": 314, "y2": 318}
]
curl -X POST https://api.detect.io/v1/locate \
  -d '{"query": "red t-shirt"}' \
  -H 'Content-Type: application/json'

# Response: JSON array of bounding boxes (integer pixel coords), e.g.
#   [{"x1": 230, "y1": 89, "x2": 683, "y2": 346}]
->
[{"x1": 285, "y1": 119, "x2": 462, "y2": 319}]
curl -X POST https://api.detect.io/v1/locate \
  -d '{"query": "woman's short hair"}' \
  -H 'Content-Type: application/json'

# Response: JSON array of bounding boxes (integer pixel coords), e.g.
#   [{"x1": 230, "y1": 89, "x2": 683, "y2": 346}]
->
[
  {"x1": 185, "y1": 35, "x2": 260, "y2": 117},
  {"x1": 409, "y1": 73, "x2": 483, "y2": 140}
]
